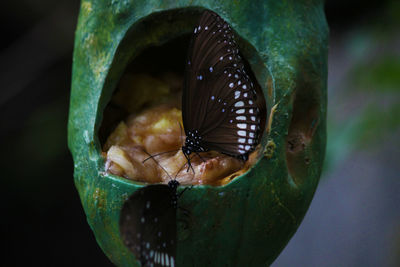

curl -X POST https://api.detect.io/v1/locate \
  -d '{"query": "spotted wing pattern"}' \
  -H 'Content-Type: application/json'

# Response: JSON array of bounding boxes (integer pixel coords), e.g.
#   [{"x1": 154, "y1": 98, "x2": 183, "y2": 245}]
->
[
  {"x1": 119, "y1": 185, "x2": 176, "y2": 267},
  {"x1": 183, "y1": 10, "x2": 261, "y2": 157}
]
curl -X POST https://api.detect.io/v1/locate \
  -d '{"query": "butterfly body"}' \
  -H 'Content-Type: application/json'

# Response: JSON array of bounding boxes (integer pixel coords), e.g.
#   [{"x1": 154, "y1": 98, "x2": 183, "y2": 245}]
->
[
  {"x1": 167, "y1": 179, "x2": 180, "y2": 209},
  {"x1": 182, "y1": 10, "x2": 261, "y2": 162}
]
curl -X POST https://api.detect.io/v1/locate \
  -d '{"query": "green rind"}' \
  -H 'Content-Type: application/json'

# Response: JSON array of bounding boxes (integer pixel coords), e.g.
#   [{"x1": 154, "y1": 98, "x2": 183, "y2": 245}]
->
[{"x1": 68, "y1": 0, "x2": 328, "y2": 266}]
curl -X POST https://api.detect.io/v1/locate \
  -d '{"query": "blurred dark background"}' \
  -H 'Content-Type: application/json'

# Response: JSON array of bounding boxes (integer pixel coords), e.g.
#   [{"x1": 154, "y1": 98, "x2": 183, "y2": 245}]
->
[{"x1": 1, "y1": 0, "x2": 398, "y2": 266}]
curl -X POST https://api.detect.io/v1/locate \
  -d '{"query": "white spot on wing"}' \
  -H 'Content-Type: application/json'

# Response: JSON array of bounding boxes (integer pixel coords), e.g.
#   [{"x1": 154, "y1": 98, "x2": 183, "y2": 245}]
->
[
  {"x1": 229, "y1": 82, "x2": 234, "y2": 88},
  {"x1": 234, "y1": 91, "x2": 240, "y2": 99},
  {"x1": 251, "y1": 125, "x2": 256, "y2": 130},
  {"x1": 236, "y1": 116, "x2": 246, "y2": 120},
  {"x1": 238, "y1": 138, "x2": 246, "y2": 143},
  {"x1": 234, "y1": 101, "x2": 244, "y2": 107},
  {"x1": 236, "y1": 109, "x2": 245, "y2": 114},
  {"x1": 238, "y1": 130, "x2": 246, "y2": 136},
  {"x1": 237, "y1": 123, "x2": 247, "y2": 129}
]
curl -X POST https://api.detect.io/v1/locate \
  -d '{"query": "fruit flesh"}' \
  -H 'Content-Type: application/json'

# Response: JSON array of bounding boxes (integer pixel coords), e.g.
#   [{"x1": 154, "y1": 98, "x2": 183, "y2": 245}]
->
[
  {"x1": 103, "y1": 71, "x2": 260, "y2": 185},
  {"x1": 103, "y1": 99, "x2": 260, "y2": 186}
]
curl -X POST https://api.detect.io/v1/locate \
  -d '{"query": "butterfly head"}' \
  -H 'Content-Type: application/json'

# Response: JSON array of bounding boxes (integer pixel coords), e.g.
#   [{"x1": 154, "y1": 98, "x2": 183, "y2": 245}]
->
[{"x1": 167, "y1": 179, "x2": 180, "y2": 191}]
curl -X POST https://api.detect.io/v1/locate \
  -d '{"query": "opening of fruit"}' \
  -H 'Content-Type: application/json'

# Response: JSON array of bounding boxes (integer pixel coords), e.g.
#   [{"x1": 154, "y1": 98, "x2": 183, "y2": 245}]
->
[{"x1": 100, "y1": 13, "x2": 267, "y2": 186}]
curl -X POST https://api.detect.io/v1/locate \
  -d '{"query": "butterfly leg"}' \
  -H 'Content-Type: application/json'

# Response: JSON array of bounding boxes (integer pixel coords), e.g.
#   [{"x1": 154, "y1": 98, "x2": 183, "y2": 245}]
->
[
  {"x1": 238, "y1": 153, "x2": 248, "y2": 161},
  {"x1": 184, "y1": 153, "x2": 195, "y2": 174},
  {"x1": 195, "y1": 151, "x2": 206, "y2": 163},
  {"x1": 178, "y1": 206, "x2": 191, "y2": 217},
  {"x1": 178, "y1": 185, "x2": 193, "y2": 198}
]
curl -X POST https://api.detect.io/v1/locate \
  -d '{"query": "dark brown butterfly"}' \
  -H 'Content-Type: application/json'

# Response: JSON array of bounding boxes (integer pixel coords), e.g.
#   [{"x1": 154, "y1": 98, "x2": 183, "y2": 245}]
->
[
  {"x1": 182, "y1": 10, "x2": 261, "y2": 163},
  {"x1": 119, "y1": 180, "x2": 180, "y2": 267}
]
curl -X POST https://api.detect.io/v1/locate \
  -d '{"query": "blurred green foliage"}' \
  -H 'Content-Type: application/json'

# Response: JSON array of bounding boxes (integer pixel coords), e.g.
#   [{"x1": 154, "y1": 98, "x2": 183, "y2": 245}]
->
[
  {"x1": 352, "y1": 56, "x2": 400, "y2": 92},
  {"x1": 348, "y1": 55, "x2": 400, "y2": 148},
  {"x1": 323, "y1": 0, "x2": 400, "y2": 173}
]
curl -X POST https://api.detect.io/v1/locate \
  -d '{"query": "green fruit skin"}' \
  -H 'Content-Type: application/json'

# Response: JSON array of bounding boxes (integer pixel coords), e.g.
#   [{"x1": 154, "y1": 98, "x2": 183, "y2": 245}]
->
[{"x1": 68, "y1": 0, "x2": 328, "y2": 266}]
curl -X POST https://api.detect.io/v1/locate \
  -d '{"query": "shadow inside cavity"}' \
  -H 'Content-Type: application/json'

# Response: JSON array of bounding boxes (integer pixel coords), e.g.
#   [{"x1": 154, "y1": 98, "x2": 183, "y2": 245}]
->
[{"x1": 286, "y1": 70, "x2": 321, "y2": 186}]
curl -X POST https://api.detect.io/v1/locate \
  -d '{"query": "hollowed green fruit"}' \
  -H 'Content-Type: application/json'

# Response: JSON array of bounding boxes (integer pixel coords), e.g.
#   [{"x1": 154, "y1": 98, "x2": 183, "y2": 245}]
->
[{"x1": 68, "y1": 1, "x2": 328, "y2": 266}]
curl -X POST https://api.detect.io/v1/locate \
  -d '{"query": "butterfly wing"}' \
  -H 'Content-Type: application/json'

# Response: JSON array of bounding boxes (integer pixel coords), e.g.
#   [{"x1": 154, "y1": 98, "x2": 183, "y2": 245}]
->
[
  {"x1": 183, "y1": 10, "x2": 261, "y2": 157},
  {"x1": 119, "y1": 185, "x2": 176, "y2": 267}
]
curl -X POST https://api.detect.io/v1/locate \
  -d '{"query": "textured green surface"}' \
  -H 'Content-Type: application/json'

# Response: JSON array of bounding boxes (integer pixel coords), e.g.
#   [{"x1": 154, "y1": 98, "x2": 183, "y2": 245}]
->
[{"x1": 68, "y1": 0, "x2": 328, "y2": 266}]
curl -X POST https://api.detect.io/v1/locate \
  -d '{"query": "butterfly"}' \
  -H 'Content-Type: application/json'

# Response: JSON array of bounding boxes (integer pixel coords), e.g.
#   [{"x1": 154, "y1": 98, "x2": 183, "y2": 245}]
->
[
  {"x1": 181, "y1": 10, "x2": 262, "y2": 164},
  {"x1": 119, "y1": 179, "x2": 180, "y2": 267}
]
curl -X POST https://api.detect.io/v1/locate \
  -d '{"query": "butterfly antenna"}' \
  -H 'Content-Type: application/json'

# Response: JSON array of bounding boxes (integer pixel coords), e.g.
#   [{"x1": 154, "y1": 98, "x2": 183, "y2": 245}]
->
[
  {"x1": 142, "y1": 150, "x2": 173, "y2": 181},
  {"x1": 173, "y1": 162, "x2": 183, "y2": 181},
  {"x1": 142, "y1": 149, "x2": 180, "y2": 164},
  {"x1": 173, "y1": 159, "x2": 189, "y2": 182}
]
